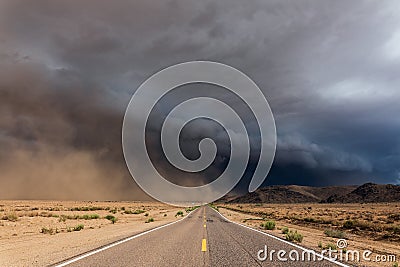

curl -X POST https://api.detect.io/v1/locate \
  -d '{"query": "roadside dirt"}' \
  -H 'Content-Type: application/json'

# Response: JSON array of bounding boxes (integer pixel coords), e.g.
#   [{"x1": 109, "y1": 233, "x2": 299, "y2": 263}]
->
[{"x1": 0, "y1": 200, "x2": 185, "y2": 267}]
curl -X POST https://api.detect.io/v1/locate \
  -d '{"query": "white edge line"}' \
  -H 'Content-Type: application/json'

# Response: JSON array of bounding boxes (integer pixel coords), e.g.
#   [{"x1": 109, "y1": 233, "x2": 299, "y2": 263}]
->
[
  {"x1": 212, "y1": 208, "x2": 350, "y2": 267},
  {"x1": 55, "y1": 209, "x2": 198, "y2": 267}
]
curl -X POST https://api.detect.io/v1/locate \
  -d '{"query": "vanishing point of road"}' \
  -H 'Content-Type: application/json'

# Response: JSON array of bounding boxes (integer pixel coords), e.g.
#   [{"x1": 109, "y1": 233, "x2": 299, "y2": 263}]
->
[{"x1": 56, "y1": 206, "x2": 347, "y2": 267}]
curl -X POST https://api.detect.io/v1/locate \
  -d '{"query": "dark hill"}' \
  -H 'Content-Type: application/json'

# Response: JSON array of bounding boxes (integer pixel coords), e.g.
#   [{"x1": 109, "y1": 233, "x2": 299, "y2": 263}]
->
[
  {"x1": 224, "y1": 183, "x2": 400, "y2": 204},
  {"x1": 325, "y1": 183, "x2": 400, "y2": 203}
]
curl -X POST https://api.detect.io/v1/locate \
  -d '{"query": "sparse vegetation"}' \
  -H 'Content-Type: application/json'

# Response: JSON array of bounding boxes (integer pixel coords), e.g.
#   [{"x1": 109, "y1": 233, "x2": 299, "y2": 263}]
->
[
  {"x1": 324, "y1": 229, "x2": 346, "y2": 239},
  {"x1": 72, "y1": 224, "x2": 84, "y2": 231},
  {"x1": 285, "y1": 230, "x2": 303, "y2": 243},
  {"x1": 208, "y1": 203, "x2": 219, "y2": 211},
  {"x1": 40, "y1": 227, "x2": 57, "y2": 234},
  {"x1": 303, "y1": 217, "x2": 317, "y2": 223},
  {"x1": 70, "y1": 206, "x2": 105, "y2": 211},
  {"x1": 392, "y1": 225, "x2": 400, "y2": 234},
  {"x1": 343, "y1": 220, "x2": 355, "y2": 229},
  {"x1": 2, "y1": 213, "x2": 18, "y2": 222},
  {"x1": 105, "y1": 215, "x2": 117, "y2": 224},
  {"x1": 260, "y1": 220, "x2": 275, "y2": 230},
  {"x1": 281, "y1": 226, "x2": 289, "y2": 234},
  {"x1": 145, "y1": 218, "x2": 154, "y2": 223},
  {"x1": 124, "y1": 209, "x2": 146, "y2": 215},
  {"x1": 175, "y1": 211, "x2": 184, "y2": 217},
  {"x1": 82, "y1": 214, "x2": 100, "y2": 220},
  {"x1": 388, "y1": 214, "x2": 400, "y2": 221},
  {"x1": 58, "y1": 214, "x2": 100, "y2": 221},
  {"x1": 324, "y1": 243, "x2": 337, "y2": 250},
  {"x1": 185, "y1": 206, "x2": 200, "y2": 213},
  {"x1": 134, "y1": 209, "x2": 146, "y2": 214}
]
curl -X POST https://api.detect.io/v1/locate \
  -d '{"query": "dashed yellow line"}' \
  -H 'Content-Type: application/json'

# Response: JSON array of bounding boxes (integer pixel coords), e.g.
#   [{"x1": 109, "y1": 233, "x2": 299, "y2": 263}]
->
[
  {"x1": 204, "y1": 224, "x2": 206, "y2": 228},
  {"x1": 201, "y1": 239, "x2": 207, "y2": 252}
]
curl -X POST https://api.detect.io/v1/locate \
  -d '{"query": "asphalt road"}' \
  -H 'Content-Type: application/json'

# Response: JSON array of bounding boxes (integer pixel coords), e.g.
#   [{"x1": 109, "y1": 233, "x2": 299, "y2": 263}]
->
[{"x1": 57, "y1": 206, "x2": 347, "y2": 267}]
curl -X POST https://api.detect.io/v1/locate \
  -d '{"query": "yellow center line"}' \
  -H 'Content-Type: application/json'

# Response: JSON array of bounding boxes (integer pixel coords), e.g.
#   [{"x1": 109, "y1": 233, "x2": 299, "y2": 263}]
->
[
  {"x1": 204, "y1": 224, "x2": 206, "y2": 228},
  {"x1": 201, "y1": 239, "x2": 207, "y2": 252}
]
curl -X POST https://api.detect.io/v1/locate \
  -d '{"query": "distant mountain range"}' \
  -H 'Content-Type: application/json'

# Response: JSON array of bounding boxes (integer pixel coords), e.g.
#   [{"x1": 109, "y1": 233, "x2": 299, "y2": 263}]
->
[{"x1": 221, "y1": 183, "x2": 400, "y2": 203}]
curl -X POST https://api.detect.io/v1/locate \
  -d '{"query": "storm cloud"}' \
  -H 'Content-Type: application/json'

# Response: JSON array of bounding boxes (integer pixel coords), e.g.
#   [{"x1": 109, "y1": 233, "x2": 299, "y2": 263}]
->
[{"x1": 1, "y1": 0, "x2": 400, "y2": 200}]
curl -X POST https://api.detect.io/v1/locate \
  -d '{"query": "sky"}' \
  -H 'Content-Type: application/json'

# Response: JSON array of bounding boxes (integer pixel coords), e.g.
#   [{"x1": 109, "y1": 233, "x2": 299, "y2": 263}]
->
[{"x1": 1, "y1": 0, "x2": 400, "y2": 200}]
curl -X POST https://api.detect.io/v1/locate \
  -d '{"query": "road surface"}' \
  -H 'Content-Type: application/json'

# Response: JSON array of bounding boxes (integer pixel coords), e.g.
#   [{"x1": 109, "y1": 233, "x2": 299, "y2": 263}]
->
[{"x1": 56, "y1": 206, "x2": 347, "y2": 267}]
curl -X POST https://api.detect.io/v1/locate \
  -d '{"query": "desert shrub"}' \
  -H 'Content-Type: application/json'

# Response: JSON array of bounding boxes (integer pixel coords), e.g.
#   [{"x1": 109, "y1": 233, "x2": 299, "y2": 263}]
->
[
  {"x1": 185, "y1": 206, "x2": 200, "y2": 212},
  {"x1": 145, "y1": 218, "x2": 154, "y2": 223},
  {"x1": 303, "y1": 217, "x2": 317, "y2": 223},
  {"x1": 82, "y1": 214, "x2": 100, "y2": 220},
  {"x1": 281, "y1": 226, "x2": 289, "y2": 234},
  {"x1": 125, "y1": 209, "x2": 146, "y2": 214},
  {"x1": 392, "y1": 225, "x2": 400, "y2": 234},
  {"x1": 388, "y1": 214, "x2": 400, "y2": 221},
  {"x1": 261, "y1": 221, "x2": 276, "y2": 230},
  {"x1": 318, "y1": 241, "x2": 323, "y2": 248},
  {"x1": 208, "y1": 203, "x2": 219, "y2": 211},
  {"x1": 324, "y1": 229, "x2": 346, "y2": 239},
  {"x1": 2, "y1": 213, "x2": 18, "y2": 222},
  {"x1": 59, "y1": 215, "x2": 67, "y2": 222},
  {"x1": 285, "y1": 230, "x2": 303, "y2": 243},
  {"x1": 39, "y1": 212, "x2": 55, "y2": 218},
  {"x1": 40, "y1": 227, "x2": 54, "y2": 234},
  {"x1": 175, "y1": 211, "x2": 184, "y2": 217},
  {"x1": 73, "y1": 224, "x2": 84, "y2": 231},
  {"x1": 105, "y1": 215, "x2": 117, "y2": 224},
  {"x1": 28, "y1": 212, "x2": 39, "y2": 217},
  {"x1": 133, "y1": 209, "x2": 145, "y2": 214},
  {"x1": 164, "y1": 214, "x2": 167, "y2": 217},
  {"x1": 71, "y1": 206, "x2": 103, "y2": 211},
  {"x1": 343, "y1": 220, "x2": 355, "y2": 229},
  {"x1": 324, "y1": 243, "x2": 337, "y2": 250},
  {"x1": 59, "y1": 214, "x2": 100, "y2": 221}
]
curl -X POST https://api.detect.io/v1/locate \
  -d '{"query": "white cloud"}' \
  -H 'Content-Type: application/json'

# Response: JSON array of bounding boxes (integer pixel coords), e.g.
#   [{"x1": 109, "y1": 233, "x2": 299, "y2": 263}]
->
[
  {"x1": 320, "y1": 78, "x2": 396, "y2": 102},
  {"x1": 383, "y1": 30, "x2": 400, "y2": 60}
]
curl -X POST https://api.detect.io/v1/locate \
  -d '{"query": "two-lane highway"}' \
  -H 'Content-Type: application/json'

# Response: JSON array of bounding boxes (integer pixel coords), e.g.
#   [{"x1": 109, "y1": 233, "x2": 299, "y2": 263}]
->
[{"x1": 56, "y1": 206, "x2": 347, "y2": 267}]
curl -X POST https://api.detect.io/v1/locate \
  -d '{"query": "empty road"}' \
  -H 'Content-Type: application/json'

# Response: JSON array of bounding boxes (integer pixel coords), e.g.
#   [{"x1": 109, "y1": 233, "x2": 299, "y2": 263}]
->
[{"x1": 56, "y1": 206, "x2": 347, "y2": 267}]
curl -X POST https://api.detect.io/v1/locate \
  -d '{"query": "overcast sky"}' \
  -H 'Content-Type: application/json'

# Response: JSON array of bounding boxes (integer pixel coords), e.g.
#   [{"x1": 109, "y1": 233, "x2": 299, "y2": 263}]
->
[{"x1": 1, "y1": 0, "x2": 400, "y2": 200}]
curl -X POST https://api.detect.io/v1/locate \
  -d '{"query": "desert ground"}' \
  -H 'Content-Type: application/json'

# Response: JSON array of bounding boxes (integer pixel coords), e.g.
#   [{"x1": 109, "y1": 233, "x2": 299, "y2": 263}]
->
[
  {"x1": 0, "y1": 201, "x2": 185, "y2": 267},
  {"x1": 2, "y1": 200, "x2": 399, "y2": 267},
  {"x1": 218, "y1": 203, "x2": 400, "y2": 267}
]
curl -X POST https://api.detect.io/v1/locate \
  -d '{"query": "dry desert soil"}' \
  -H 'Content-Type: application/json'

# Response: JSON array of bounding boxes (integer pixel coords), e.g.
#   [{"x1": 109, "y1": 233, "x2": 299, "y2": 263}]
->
[{"x1": 0, "y1": 200, "x2": 184, "y2": 267}]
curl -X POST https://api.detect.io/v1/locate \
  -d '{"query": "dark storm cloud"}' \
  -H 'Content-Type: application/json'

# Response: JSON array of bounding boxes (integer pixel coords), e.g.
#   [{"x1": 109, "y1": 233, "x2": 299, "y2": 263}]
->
[{"x1": 1, "y1": 0, "x2": 400, "y2": 199}]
